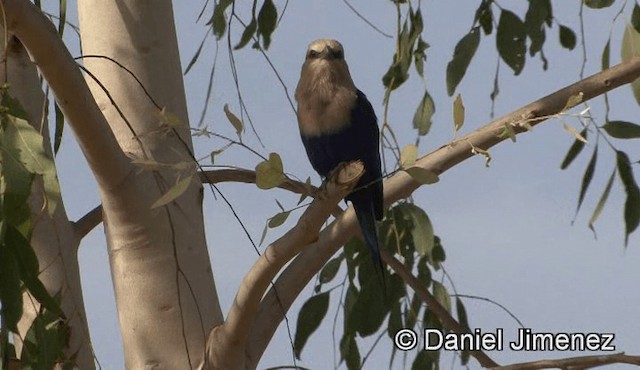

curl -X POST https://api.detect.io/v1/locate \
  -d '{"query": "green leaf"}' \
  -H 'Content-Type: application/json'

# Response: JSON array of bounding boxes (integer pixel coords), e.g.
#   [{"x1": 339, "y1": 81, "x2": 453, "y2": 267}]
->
[
  {"x1": 474, "y1": 0, "x2": 493, "y2": 35},
  {"x1": 589, "y1": 169, "x2": 615, "y2": 234},
  {"x1": 20, "y1": 308, "x2": 69, "y2": 370},
  {"x1": 560, "y1": 129, "x2": 587, "y2": 169},
  {"x1": 584, "y1": 0, "x2": 615, "y2": 9},
  {"x1": 353, "y1": 276, "x2": 387, "y2": 337},
  {"x1": 3, "y1": 114, "x2": 60, "y2": 216},
  {"x1": 616, "y1": 151, "x2": 640, "y2": 245},
  {"x1": 294, "y1": 292, "x2": 330, "y2": 359},
  {"x1": 414, "y1": 38, "x2": 429, "y2": 77},
  {"x1": 210, "y1": 0, "x2": 233, "y2": 39},
  {"x1": 387, "y1": 302, "x2": 403, "y2": 339},
  {"x1": 151, "y1": 175, "x2": 193, "y2": 209},
  {"x1": 235, "y1": 19, "x2": 257, "y2": 50},
  {"x1": 0, "y1": 243, "x2": 23, "y2": 332},
  {"x1": 399, "y1": 203, "x2": 434, "y2": 257},
  {"x1": 5, "y1": 225, "x2": 63, "y2": 317},
  {"x1": 432, "y1": 281, "x2": 451, "y2": 313},
  {"x1": 223, "y1": 104, "x2": 243, "y2": 136},
  {"x1": 53, "y1": 103, "x2": 64, "y2": 155},
  {"x1": 400, "y1": 144, "x2": 418, "y2": 168},
  {"x1": 559, "y1": 25, "x2": 577, "y2": 50},
  {"x1": 621, "y1": 23, "x2": 640, "y2": 105},
  {"x1": 633, "y1": 3, "x2": 640, "y2": 33},
  {"x1": 319, "y1": 254, "x2": 343, "y2": 284},
  {"x1": 602, "y1": 39, "x2": 611, "y2": 70},
  {"x1": 405, "y1": 167, "x2": 439, "y2": 185},
  {"x1": 413, "y1": 90, "x2": 435, "y2": 136},
  {"x1": 576, "y1": 147, "x2": 597, "y2": 216},
  {"x1": 446, "y1": 27, "x2": 480, "y2": 95},
  {"x1": 339, "y1": 334, "x2": 361, "y2": 370},
  {"x1": 497, "y1": 10, "x2": 526, "y2": 75},
  {"x1": 255, "y1": 152, "x2": 285, "y2": 189},
  {"x1": 456, "y1": 298, "x2": 471, "y2": 365},
  {"x1": 603, "y1": 120, "x2": 640, "y2": 139},
  {"x1": 412, "y1": 351, "x2": 434, "y2": 370},
  {"x1": 268, "y1": 211, "x2": 290, "y2": 228},
  {"x1": 525, "y1": 0, "x2": 552, "y2": 56},
  {"x1": 257, "y1": 0, "x2": 277, "y2": 49},
  {"x1": 453, "y1": 94, "x2": 465, "y2": 132}
]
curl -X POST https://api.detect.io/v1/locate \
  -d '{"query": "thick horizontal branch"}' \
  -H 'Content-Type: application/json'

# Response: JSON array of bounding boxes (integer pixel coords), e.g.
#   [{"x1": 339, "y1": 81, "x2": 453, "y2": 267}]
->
[
  {"x1": 494, "y1": 352, "x2": 640, "y2": 370},
  {"x1": 245, "y1": 58, "x2": 640, "y2": 369},
  {"x1": 203, "y1": 162, "x2": 364, "y2": 370},
  {"x1": 3, "y1": 0, "x2": 131, "y2": 189}
]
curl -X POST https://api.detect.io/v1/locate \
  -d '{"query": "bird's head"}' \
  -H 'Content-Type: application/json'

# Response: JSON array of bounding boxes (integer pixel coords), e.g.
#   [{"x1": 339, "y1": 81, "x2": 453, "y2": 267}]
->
[
  {"x1": 305, "y1": 39, "x2": 345, "y2": 62},
  {"x1": 297, "y1": 39, "x2": 355, "y2": 97}
]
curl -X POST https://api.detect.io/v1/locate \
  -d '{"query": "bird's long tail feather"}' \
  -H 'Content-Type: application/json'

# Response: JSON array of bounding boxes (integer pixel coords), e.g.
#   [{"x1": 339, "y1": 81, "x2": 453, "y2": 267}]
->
[{"x1": 353, "y1": 200, "x2": 386, "y2": 288}]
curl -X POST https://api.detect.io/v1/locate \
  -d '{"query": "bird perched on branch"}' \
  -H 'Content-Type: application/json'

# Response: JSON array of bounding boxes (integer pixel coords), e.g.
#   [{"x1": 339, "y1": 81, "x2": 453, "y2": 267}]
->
[{"x1": 295, "y1": 39, "x2": 385, "y2": 281}]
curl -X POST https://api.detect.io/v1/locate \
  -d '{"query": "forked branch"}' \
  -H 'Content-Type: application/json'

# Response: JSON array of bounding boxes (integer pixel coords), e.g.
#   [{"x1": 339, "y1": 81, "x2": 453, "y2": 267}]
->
[
  {"x1": 203, "y1": 162, "x2": 365, "y2": 369},
  {"x1": 245, "y1": 58, "x2": 640, "y2": 369}
]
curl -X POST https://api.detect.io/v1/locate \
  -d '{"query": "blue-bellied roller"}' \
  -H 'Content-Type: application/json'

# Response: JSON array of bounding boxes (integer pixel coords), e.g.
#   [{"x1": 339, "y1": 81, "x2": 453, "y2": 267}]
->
[{"x1": 295, "y1": 39, "x2": 385, "y2": 280}]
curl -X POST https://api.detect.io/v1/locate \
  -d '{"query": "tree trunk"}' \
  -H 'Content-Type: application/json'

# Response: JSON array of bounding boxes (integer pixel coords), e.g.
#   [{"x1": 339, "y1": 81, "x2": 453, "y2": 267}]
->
[{"x1": 77, "y1": 1, "x2": 223, "y2": 368}]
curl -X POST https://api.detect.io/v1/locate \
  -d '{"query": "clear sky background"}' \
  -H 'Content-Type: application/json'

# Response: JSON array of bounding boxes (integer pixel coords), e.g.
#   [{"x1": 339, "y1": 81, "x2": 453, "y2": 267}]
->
[{"x1": 46, "y1": 1, "x2": 640, "y2": 369}]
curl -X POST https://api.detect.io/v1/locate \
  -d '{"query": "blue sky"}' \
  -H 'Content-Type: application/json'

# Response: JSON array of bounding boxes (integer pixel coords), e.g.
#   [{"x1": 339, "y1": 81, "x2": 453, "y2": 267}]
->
[{"x1": 47, "y1": 1, "x2": 640, "y2": 369}]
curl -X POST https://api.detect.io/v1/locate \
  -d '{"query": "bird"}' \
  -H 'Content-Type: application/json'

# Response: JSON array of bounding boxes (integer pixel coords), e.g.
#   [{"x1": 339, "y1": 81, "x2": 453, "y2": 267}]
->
[{"x1": 295, "y1": 39, "x2": 385, "y2": 282}]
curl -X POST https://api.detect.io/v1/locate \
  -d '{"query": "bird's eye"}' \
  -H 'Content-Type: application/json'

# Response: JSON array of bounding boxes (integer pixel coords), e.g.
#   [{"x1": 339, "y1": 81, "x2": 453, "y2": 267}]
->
[
  {"x1": 333, "y1": 49, "x2": 344, "y2": 59},
  {"x1": 308, "y1": 50, "x2": 320, "y2": 59}
]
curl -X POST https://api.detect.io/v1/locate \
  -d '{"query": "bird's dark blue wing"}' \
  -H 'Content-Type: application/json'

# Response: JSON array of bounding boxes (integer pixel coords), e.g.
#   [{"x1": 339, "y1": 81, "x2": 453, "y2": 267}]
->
[{"x1": 300, "y1": 90, "x2": 385, "y2": 280}]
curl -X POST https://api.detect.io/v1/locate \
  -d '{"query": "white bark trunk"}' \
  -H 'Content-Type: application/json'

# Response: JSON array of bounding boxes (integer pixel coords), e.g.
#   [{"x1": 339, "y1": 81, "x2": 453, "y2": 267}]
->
[{"x1": 77, "y1": 1, "x2": 223, "y2": 368}]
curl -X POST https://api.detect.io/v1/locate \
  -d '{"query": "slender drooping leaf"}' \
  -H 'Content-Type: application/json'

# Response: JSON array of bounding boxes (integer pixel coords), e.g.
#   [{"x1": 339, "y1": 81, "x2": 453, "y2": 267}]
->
[
  {"x1": 602, "y1": 39, "x2": 611, "y2": 70},
  {"x1": 432, "y1": 281, "x2": 451, "y2": 313},
  {"x1": 633, "y1": 2, "x2": 640, "y2": 33},
  {"x1": 223, "y1": 104, "x2": 243, "y2": 136},
  {"x1": 446, "y1": 27, "x2": 480, "y2": 95},
  {"x1": 151, "y1": 175, "x2": 193, "y2": 208},
  {"x1": 294, "y1": 292, "x2": 330, "y2": 358},
  {"x1": 53, "y1": 103, "x2": 64, "y2": 155},
  {"x1": 560, "y1": 129, "x2": 587, "y2": 169},
  {"x1": 413, "y1": 90, "x2": 435, "y2": 136},
  {"x1": 235, "y1": 19, "x2": 257, "y2": 50},
  {"x1": 453, "y1": 94, "x2": 465, "y2": 132},
  {"x1": 603, "y1": 120, "x2": 640, "y2": 139},
  {"x1": 0, "y1": 244, "x2": 23, "y2": 331},
  {"x1": 257, "y1": 0, "x2": 277, "y2": 49},
  {"x1": 589, "y1": 169, "x2": 616, "y2": 234},
  {"x1": 475, "y1": 0, "x2": 493, "y2": 35},
  {"x1": 210, "y1": 0, "x2": 233, "y2": 39},
  {"x1": 319, "y1": 254, "x2": 343, "y2": 284},
  {"x1": 616, "y1": 151, "x2": 640, "y2": 245},
  {"x1": 268, "y1": 210, "x2": 290, "y2": 228},
  {"x1": 575, "y1": 147, "x2": 598, "y2": 216},
  {"x1": 497, "y1": 10, "x2": 526, "y2": 75},
  {"x1": 621, "y1": 23, "x2": 640, "y2": 104}
]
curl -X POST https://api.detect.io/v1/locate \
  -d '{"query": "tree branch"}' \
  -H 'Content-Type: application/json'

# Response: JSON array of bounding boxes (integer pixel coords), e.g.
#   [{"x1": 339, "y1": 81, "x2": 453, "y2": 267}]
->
[
  {"x1": 203, "y1": 162, "x2": 365, "y2": 370},
  {"x1": 494, "y1": 352, "x2": 640, "y2": 370},
  {"x1": 381, "y1": 249, "x2": 498, "y2": 367},
  {"x1": 2, "y1": 0, "x2": 131, "y2": 189},
  {"x1": 245, "y1": 58, "x2": 640, "y2": 368},
  {"x1": 72, "y1": 169, "x2": 320, "y2": 238}
]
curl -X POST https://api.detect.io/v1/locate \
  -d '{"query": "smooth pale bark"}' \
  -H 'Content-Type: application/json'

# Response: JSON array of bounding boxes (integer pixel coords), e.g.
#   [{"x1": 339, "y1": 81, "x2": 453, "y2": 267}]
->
[
  {"x1": 77, "y1": 1, "x2": 223, "y2": 368},
  {"x1": 3, "y1": 36, "x2": 93, "y2": 368}
]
